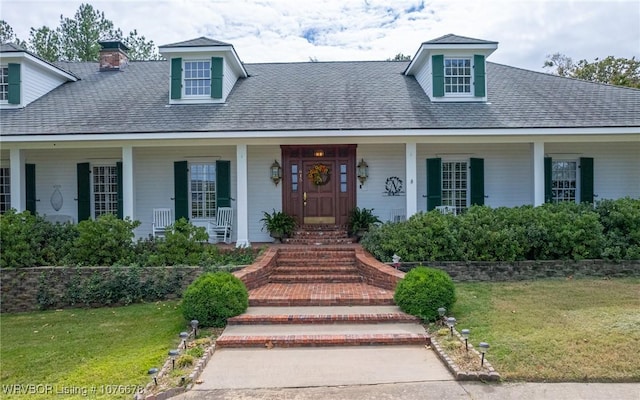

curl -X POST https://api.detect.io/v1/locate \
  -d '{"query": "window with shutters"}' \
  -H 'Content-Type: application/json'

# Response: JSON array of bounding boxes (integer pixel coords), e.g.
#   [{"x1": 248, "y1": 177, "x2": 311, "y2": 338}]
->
[
  {"x1": 552, "y1": 161, "x2": 577, "y2": 203},
  {"x1": 444, "y1": 58, "x2": 471, "y2": 94},
  {"x1": 184, "y1": 60, "x2": 211, "y2": 96},
  {"x1": 0, "y1": 167, "x2": 10, "y2": 214},
  {"x1": 190, "y1": 163, "x2": 216, "y2": 219},
  {"x1": 0, "y1": 66, "x2": 8, "y2": 102},
  {"x1": 93, "y1": 165, "x2": 118, "y2": 218},
  {"x1": 442, "y1": 161, "x2": 468, "y2": 214}
]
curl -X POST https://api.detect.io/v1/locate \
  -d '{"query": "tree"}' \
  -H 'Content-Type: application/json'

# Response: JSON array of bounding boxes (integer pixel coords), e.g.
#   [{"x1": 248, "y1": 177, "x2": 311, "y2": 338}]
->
[
  {"x1": 28, "y1": 26, "x2": 61, "y2": 62},
  {"x1": 544, "y1": 53, "x2": 640, "y2": 89},
  {"x1": 387, "y1": 53, "x2": 411, "y2": 61},
  {"x1": 121, "y1": 29, "x2": 161, "y2": 61},
  {"x1": 57, "y1": 3, "x2": 117, "y2": 61},
  {"x1": 1, "y1": 20, "x2": 27, "y2": 48}
]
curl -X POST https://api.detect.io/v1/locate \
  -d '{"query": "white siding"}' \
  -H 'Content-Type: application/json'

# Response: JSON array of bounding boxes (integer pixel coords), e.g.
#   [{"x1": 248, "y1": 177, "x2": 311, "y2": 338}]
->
[
  {"x1": 22, "y1": 148, "x2": 121, "y2": 221},
  {"x1": 545, "y1": 142, "x2": 640, "y2": 200},
  {"x1": 23, "y1": 62, "x2": 67, "y2": 106},
  {"x1": 416, "y1": 143, "x2": 533, "y2": 211},
  {"x1": 356, "y1": 144, "x2": 408, "y2": 222},
  {"x1": 414, "y1": 59, "x2": 432, "y2": 100},
  {"x1": 134, "y1": 146, "x2": 237, "y2": 239},
  {"x1": 222, "y1": 57, "x2": 240, "y2": 100},
  {"x1": 247, "y1": 145, "x2": 282, "y2": 243}
]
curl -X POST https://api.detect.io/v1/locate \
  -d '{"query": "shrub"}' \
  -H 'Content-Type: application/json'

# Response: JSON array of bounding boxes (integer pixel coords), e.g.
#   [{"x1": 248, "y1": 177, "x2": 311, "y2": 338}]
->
[
  {"x1": 181, "y1": 272, "x2": 248, "y2": 327},
  {"x1": 394, "y1": 266, "x2": 456, "y2": 322},
  {"x1": 596, "y1": 198, "x2": 640, "y2": 260},
  {"x1": 186, "y1": 346, "x2": 204, "y2": 358},
  {"x1": 154, "y1": 218, "x2": 209, "y2": 266},
  {"x1": 176, "y1": 354, "x2": 194, "y2": 368},
  {"x1": 69, "y1": 214, "x2": 140, "y2": 266}
]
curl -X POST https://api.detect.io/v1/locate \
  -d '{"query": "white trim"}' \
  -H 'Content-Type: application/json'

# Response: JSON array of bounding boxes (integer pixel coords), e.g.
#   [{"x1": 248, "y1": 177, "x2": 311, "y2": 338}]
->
[
  {"x1": 9, "y1": 149, "x2": 24, "y2": 211},
  {"x1": 405, "y1": 142, "x2": 417, "y2": 218},
  {"x1": 122, "y1": 146, "x2": 134, "y2": 220},
  {"x1": 532, "y1": 142, "x2": 545, "y2": 206},
  {"x1": 236, "y1": 144, "x2": 250, "y2": 247}
]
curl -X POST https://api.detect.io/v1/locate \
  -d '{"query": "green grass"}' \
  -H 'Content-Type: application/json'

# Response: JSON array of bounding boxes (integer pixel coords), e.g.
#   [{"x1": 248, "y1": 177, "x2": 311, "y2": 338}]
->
[
  {"x1": 451, "y1": 278, "x2": 640, "y2": 382},
  {"x1": 0, "y1": 301, "x2": 185, "y2": 399}
]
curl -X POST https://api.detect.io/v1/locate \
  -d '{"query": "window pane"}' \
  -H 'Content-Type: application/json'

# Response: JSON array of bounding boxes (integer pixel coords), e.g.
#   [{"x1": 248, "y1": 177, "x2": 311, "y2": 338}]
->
[{"x1": 190, "y1": 163, "x2": 216, "y2": 219}]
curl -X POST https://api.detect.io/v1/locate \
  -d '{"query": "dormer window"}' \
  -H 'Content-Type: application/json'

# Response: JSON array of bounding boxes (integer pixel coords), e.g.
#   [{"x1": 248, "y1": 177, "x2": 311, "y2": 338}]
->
[
  {"x1": 0, "y1": 66, "x2": 8, "y2": 101},
  {"x1": 0, "y1": 63, "x2": 21, "y2": 104},
  {"x1": 184, "y1": 60, "x2": 211, "y2": 96},
  {"x1": 444, "y1": 58, "x2": 471, "y2": 94}
]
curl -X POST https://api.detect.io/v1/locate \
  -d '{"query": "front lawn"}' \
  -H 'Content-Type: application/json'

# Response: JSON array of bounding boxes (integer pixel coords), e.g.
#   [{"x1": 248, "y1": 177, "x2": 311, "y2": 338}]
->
[
  {"x1": 0, "y1": 301, "x2": 184, "y2": 399},
  {"x1": 452, "y1": 278, "x2": 640, "y2": 382}
]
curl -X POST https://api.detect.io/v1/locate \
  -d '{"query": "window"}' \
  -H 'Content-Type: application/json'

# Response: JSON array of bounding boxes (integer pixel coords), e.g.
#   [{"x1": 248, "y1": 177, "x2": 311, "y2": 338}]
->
[
  {"x1": 442, "y1": 161, "x2": 468, "y2": 214},
  {"x1": 552, "y1": 161, "x2": 577, "y2": 203},
  {"x1": 93, "y1": 165, "x2": 118, "y2": 218},
  {"x1": 190, "y1": 163, "x2": 216, "y2": 219},
  {"x1": 291, "y1": 164, "x2": 299, "y2": 192},
  {"x1": 0, "y1": 66, "x2": 8, "y2": 101},
  {"x1": 0, "y1": 167, "x2": 10, "y2": 213},
  {"x1": 444, "y1": 58, "x2": 471, "y2": 94},
  {"x1": 184, "y1": 60, "x2": 210, "y2": 96}
]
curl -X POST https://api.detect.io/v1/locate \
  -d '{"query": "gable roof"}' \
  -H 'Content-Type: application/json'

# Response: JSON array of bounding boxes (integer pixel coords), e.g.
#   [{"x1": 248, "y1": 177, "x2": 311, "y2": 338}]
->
[
  {"x1": 422, "y1": 34, "x2": 498, "y2": 45},
  {"x1": 1, "y1": 58, "x2": 638, "y2": 137},
  {"x1": 159, "y1": 37, "x2": 233, "y2": 48},
  {"x1": 0, "y1": 42, "x2": 79, "y2": 81}
]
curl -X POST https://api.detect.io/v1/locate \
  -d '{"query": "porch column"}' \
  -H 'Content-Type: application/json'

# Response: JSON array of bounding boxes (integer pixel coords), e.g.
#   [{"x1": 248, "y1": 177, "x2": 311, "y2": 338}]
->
[
  {"x1": 235, "y1": 144, "x2": 250, "y2": 247},
  {"x1": 9, "y1": 148, "x2": 25, "y2": 212},
  {"x1": 531, "y1": 142, "x2": 545, "y2": 206},
  {"x1": 121, "y1": 146, "x2": 135, "y2": 219},
  {"x1": 405, "y1": 142, "x2": 418, "y2": 217}
]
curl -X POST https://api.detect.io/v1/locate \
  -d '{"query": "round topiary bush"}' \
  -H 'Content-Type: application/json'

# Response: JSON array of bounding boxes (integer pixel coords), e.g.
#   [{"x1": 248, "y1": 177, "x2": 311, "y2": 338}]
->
[
  {"x1": 394, "y1": 266, "x2": 456, "y2": 322},
  {"x1": 181, "y1": 272, "x2": 248, "y2": 327}
]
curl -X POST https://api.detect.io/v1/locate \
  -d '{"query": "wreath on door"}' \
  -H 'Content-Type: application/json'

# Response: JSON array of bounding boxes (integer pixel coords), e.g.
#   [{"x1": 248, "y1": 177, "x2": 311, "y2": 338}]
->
[{"x1": 307, "y1": 164, "x2": 331, "y2": 186}]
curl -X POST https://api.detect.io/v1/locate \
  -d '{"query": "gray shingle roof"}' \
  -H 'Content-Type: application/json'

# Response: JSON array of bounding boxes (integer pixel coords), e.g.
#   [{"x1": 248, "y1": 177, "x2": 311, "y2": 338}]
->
[
  {"x1": 1, "y1": 59, "x2": 639, "y2": 136},
  {"x1": 159, "y1": 37, "x2": 232, "y2": 48},
  {"x1": 422, "y1": 34, "x2": 498, "y2": 45}
]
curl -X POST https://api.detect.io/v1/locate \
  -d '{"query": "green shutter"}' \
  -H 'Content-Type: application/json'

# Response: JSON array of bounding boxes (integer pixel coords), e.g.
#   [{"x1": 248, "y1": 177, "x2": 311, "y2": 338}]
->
[
  {"x1": 25, "y1": 164, "x2": 36, "y2": 214},
  {"x1": 544, "y1": 157, "x2": 553, "y2": 203},
  {"x1": 426, "y1": 158, "x2": 442, "y2": 211},
  {"x1": 8, "y1": 63, "x2": 20, "y2": 104},
  {"x1": 470, "y1": 158, "x2": 485, "y2": 206},
  {"x1": 211, "y1": 57, "x2": 223, "y2": 99},
  {"x1": 432, "y1": 55, "x2": 444, "y2": 97},
  {"x1": 174, "y1": 161, "x2": 188, "y2": 221},
  {"x1": 116, "y1": 162, "x2": 123, "y2": 219},
  {"x1": 216, "y1": 160, "x2": 231, "y2": 208},
  {"x1": 77, "y1": 163, "x2": 91, "y2": 221},
  {"x1": 474, "y1": 55, "x2": 485, "y2": 97},
  {"x1": 580, "y1": 157, "x2": 594, "y2": 204},
  {"x1": 170, "y1": 58, "x2": 182, "y2": 100}
]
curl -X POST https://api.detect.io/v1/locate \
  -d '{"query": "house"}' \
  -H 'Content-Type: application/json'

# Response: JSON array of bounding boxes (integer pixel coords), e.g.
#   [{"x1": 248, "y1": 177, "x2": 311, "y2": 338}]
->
[{"x1": 1, "y1": 34, "x2": 638, "y2": 246}]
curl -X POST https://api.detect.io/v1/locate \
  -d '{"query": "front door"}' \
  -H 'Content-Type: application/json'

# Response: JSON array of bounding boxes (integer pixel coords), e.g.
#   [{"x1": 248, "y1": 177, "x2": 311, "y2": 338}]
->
[{"x1": 282, "y1": 145, "x2": 356, "y2": 226}]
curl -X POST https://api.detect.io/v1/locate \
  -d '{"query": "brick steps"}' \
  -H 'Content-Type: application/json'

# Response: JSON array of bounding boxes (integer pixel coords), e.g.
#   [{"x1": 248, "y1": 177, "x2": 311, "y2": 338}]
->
[
  {"x1": 272, "y1": 265, "x2": 360, "y2": 275},
  {"x1": 248, "y1": 283, "x2": 396, "y2": 306},
  {"x1": 228, "y1": 312, "x2": 420, "y2": 325},
  {"x1": 215, "y1": 333, "x2": 429, "y2": 348},
  {"x1": 269, "y1": 274, "x2": 363, "y2": 283},
  {"x1": 282, "y1": 226, "x2": 354, "y2": 245}
]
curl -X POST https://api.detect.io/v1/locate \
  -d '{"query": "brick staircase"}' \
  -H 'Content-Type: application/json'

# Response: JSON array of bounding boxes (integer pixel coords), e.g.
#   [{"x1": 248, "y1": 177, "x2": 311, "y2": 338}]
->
[
  {"x1": 282, "y1": 224, "x2": 355, "y2": 245},
  {"x1": 221, "y1": 228, "x2": 430, "y2": 349}
]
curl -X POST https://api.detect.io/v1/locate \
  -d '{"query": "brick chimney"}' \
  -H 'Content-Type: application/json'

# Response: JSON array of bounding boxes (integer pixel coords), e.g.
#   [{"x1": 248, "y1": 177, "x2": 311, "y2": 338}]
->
[{"x1": 98, "y1": 40, "x2": 129, "y2": 71}]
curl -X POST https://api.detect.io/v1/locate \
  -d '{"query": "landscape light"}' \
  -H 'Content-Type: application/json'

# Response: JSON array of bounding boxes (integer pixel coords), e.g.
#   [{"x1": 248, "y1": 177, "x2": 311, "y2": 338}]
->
[
  {"x1": 461, "y1": 329, "x2": 470, "y2": 351},
  {"x1": 479, "y1": 342, "x2": 490, "y2": 366},
  {"x1": 148, "y1": 367, "x2": 158, "y2": 386},
  {"x1": 446, "y1": 317, "x2": 456, "y2": 337},
  {"x1": 168, "y1": 349, "x2": 180, "y2": 370},
  {"x1": 190, "y1": 320, "x2": 199, "y2": 337},
  {"x1": 179, "y1": 331, "x2": 189, "y2": 349}
]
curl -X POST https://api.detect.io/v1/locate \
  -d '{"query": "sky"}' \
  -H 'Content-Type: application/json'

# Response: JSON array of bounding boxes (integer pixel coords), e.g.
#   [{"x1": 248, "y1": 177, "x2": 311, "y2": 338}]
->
[{"x1": 1, "y1": 0, "x2": 639, "y2": 72}]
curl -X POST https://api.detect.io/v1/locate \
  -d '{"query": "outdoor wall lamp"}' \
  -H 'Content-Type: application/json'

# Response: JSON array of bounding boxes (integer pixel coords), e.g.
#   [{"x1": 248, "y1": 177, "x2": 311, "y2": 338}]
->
[
  {"x1": 479, "y1": 342, "x2": 490, "y2": 366},
  {"x1": 270, "y1": 160, "x2": 282, "y2": 186},
  {"x1": 357, "y1": 158, "x2": 369, "y2": 186},
  {"x1": 461, "y1": 329, "x2": 470, "y2": 352}
]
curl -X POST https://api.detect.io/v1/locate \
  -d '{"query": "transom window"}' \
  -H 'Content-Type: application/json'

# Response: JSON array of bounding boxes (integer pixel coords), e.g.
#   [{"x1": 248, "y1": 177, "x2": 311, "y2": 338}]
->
[
  {"x1": 442, "y1": 161, "x2": 468, "y2": 214},
  {"x1": 0, "y1": 66, "x2": 8, "y2": 101},
  {"x1": 190, "y1": 163, "x2": 216, "y2": 219},
  {"x1": 184, "y1": 60, "x2": 211, "y2": 96},
  {"x1": 93, "y1": 165, "x2": 118, "y2": 218},
  {"x1": 552, "y1": 161, "x2": 577, "y2": 203},
  {"x1": 0, "y1": 167, "x2": 10, "y2": 214},
  {"x1": 444, "y1": 58, "x2": 471, "y2": 94}
]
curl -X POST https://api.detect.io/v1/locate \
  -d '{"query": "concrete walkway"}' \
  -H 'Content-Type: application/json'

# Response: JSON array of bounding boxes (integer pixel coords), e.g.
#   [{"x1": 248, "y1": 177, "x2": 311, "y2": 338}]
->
[{"x1": 175, "y1": 381, "x2": 640, "y2": 400}]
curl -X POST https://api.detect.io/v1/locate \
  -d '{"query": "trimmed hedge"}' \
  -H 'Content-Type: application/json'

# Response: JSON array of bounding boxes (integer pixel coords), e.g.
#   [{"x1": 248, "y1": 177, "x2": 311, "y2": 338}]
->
[
  {"x1": 181, "y1": 272, "x2": 249, "y2": 327},
  {"x1": 0, "y1": 211, "x2": 257, "y2": 268},
  {"x1": 394, "y1": 266, "x2": 456, "y2": 322},
  {"x1": 362, "y1": 198, "x2": 640, "y2": 262}
]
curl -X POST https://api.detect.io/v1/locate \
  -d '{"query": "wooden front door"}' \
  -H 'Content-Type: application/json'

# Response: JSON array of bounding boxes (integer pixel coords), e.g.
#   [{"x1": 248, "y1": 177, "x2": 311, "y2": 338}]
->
[{"x1": 282, "y1": 145, "x2": 356, "y2": 226}]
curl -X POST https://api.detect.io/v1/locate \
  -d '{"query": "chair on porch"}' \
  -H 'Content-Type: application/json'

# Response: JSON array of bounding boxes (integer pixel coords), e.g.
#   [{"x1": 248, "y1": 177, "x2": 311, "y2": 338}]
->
[
  {"x1": 390, "y1": 208, "x2": 406, "y2": 223},
  {"x1": 152, "y1": 208, "x2": 172, "y2": 238},
  {"x1": 435, "y1": 205, "x2": 457, "y2": 216},
  {"x1": 208, "y1": 207, "x2": 234, "y2": 244}
]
